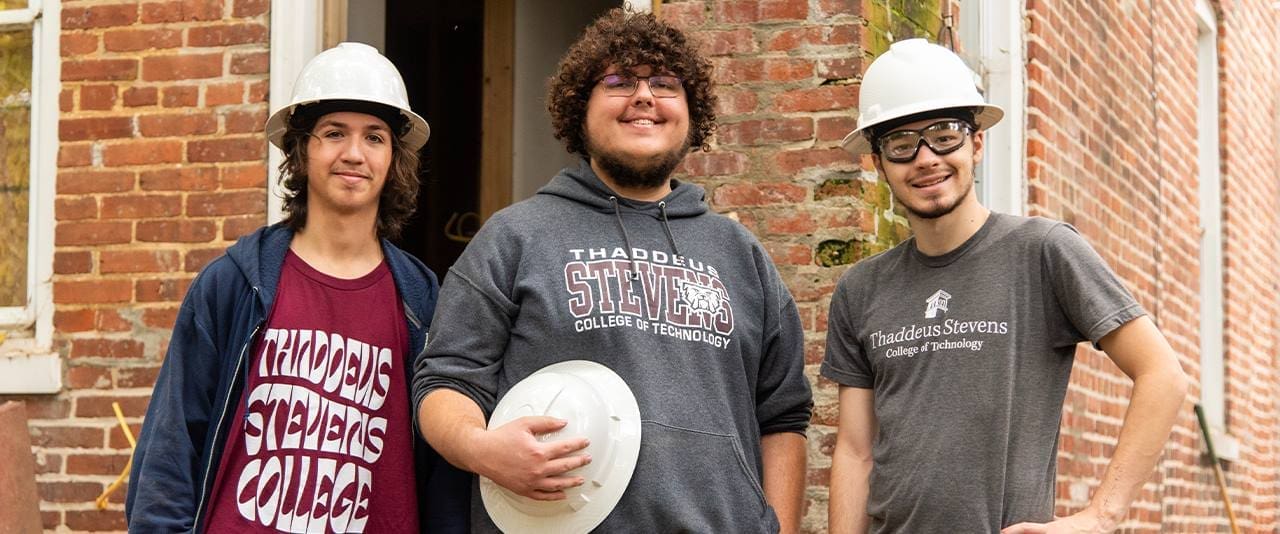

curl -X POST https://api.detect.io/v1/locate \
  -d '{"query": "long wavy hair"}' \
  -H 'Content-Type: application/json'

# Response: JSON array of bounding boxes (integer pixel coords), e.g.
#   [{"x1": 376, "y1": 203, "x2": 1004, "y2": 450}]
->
[
  {"x1": 547, "y1": 8, "x2": 718, "y2": 156},
  {"x1": 277, "y1": 106, "x2": 420, "y2": 240}
]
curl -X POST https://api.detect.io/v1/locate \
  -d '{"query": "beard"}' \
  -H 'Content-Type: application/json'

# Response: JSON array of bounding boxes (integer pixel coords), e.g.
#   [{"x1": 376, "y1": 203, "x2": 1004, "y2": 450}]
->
[{"x1": 586, "y1": 136, "x2": 691, "y2": 191}]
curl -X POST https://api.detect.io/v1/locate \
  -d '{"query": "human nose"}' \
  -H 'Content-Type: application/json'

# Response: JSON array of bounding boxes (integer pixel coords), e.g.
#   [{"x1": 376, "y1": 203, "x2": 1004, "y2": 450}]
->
[
  {"x1": 339, "y1": 137, "x2": 365, "y2": 163},
  {"x1": 631, "y1": 79, "x2": 655, "y2": 105},
  {"x1": 912, "y1": 139, "x2": 943, "y2": 166}
]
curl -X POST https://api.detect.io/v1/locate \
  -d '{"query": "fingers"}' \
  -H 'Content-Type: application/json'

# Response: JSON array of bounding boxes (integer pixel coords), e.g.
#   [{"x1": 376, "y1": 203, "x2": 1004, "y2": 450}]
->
[
  {"x1": 1000, "y1": 523, "x2": 1046, "y2": 534},
  {"x1": 545, "y1": 452, "x2": 592, "y2": 475},
  {"x1": 519, "y1": 416, "x2": 570, "y2": 434}
]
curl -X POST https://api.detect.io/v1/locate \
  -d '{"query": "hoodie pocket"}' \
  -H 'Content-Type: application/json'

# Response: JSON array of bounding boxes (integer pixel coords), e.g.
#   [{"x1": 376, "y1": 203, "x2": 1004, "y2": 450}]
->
[{"x1": 601, "y1": 420, "x2": 778, "y2": 533}]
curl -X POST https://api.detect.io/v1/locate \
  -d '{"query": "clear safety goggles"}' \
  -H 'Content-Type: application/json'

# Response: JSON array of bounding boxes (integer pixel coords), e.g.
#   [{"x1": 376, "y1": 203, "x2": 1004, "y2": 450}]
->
[{"x1": 876, "y1": 120, "x2": 974, "y2": 163}]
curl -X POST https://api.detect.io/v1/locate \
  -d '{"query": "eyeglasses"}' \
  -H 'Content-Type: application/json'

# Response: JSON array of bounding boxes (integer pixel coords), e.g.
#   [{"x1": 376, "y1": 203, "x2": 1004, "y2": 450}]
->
[
  {"x1": 875, "y1": 120, "x2": 974, "y2": 163},
  {"x1": 596, "y1": 73, "x2": 684, "y2": 98}
]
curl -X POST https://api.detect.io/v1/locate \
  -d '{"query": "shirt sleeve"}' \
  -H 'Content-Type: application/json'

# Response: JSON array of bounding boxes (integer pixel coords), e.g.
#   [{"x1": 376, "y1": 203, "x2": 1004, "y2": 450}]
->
[
  {"x1": 754, "y1": 257, "x2": 813, "y2": 436},
  {"x1": 820, "y1": 273, "x2": 875, "y2": 388},
  {"x1": 1041, "y1": 223, "x2": 1146, "y2": 347}
]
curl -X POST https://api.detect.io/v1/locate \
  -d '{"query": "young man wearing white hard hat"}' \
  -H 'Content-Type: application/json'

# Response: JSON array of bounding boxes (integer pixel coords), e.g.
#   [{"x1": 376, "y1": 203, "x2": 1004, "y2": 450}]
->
[
  {"x1": 413, "y1": 9, "x2": 813, "y2": 534},
  {"x1": 821, "y1": 39, "x2": 1188, "y2": 533},
  {"x1": 127, "y1": 43, "x2": 469, "y2": 533}
]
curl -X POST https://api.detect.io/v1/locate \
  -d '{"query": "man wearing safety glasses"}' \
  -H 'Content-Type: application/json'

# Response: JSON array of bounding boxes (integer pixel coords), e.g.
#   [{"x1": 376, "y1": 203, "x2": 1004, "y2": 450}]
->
[{"x1": 822, "y1": 39, "x2": 1188, "y2": 533}]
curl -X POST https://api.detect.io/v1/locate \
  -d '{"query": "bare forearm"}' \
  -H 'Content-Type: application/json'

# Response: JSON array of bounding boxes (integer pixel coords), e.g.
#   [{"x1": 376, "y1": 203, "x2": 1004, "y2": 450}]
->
[
  {"x1": 416, "y1": 388, "x2": 488, "y2": 473},
  {"x1": 829, "y1": 444, "x2": 872, "y2": 533},
  {"x1": 1087, "y1": 368, "x2": 1187, "y2": 524},
  {"x1": 762, "y1": 431, "x2": 807, "y2": 534}
]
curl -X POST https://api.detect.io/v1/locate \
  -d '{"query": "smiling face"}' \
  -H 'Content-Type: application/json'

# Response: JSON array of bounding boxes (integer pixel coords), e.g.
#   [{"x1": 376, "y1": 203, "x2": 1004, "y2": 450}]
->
[
  {"x1": 874, "y1": 117, "x2": 985, "y2": 221},
  {"x1": 583, "y1": 64, "x2": 691, "y2": 191},
  {"x1": 304, "y1": 111, "x2": 393, "y2": 220}
]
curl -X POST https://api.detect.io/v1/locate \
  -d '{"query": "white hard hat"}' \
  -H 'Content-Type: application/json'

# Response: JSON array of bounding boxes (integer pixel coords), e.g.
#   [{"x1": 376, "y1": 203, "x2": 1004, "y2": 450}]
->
[
  {"x1": 481, "y1": 361, "x2": 642, "y2": 534},
  {"x1": 842, "y1": 38, "x2": 1003, "y2": 154},
  {"x1": 266, "y1": 42, "x2": 429, "y2": 151}
]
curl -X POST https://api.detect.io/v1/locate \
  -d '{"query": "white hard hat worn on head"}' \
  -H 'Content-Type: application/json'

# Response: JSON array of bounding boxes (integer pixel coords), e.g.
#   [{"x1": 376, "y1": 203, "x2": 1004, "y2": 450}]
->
[
  {"x1": 843, "y1": 38, "x2": 1004, "y2": 154},
  {"x1": 481, "y1": 360, "x2": 642, "y2": 534},
  {"x1": 266, "y1": 42, "x2": 430, "y2": 151}
]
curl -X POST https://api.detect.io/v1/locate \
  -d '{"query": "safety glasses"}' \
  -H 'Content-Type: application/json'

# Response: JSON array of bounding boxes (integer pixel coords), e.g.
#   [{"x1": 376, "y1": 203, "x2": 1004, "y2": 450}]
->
[{"x1": 876, "y1": 120, "x2": 974, "y2": 163}]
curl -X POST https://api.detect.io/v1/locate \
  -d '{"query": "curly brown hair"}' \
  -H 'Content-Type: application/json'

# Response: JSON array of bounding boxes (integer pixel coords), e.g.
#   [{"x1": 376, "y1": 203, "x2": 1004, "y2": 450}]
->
[
  {"x1": 277, "y1": 107, "x2": 420, "y2": 240},
  {"x1": 548, "y1": 8, "x2": 717, "y2": 156}
]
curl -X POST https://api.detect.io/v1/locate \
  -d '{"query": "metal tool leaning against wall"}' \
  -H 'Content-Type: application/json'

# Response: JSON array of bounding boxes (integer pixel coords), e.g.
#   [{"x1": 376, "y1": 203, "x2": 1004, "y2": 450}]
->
[
  {"x1": 125, "y1": 42, "x2": 471, "y2": 533},
  {"x1": 821, "y1": 38, "x2": 1190, "y2": 534},
  {"x1": 412, "y1": 7, "x2": 813, "y2": 534}
]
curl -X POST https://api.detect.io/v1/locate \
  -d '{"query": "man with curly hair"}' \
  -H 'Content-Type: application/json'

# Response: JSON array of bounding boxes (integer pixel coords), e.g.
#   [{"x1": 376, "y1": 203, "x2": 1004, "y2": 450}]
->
[
  {"x1": 414, "y1": 8, "x2": 812, "y2": 533},
  {"x1": 127, "y1": 43, "x2": 469, "y2": 533}
]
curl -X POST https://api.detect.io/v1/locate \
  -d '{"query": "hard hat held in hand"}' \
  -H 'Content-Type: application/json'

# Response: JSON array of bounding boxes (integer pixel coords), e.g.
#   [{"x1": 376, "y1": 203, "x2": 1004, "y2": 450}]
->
[
  {"x1": 481, "y1": 360, "x2": 642, "y2": 534},
  {"x1": 266, "y1": 42, "x2": 430, "y2": 151},
  {"x1": 843, "y1": 38, "x2": 1004, "y2": 154}
]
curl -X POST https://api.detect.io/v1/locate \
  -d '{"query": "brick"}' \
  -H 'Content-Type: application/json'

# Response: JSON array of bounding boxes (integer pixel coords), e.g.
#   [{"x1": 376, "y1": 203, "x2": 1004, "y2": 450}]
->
[
  {"x1": 816, "y1": 116, "x2": 857, "y2": 142},
  {"x1": 223, "y1": 214, "x2": 265, "y2": 240},
  {"x1": 117, "y1": 366, "x2": 162, "y2": 388},
  {"x1": 79, "y1": 84, "x2": 118, "y2": 110},
  {"x1": 716, "y1": 0, "x2": 807, "y2": 23},
  {"x1": 188, "y1": 23, "x2": 268, "y2": 47},
  {"x1": 188, "y1": 137, "x2": 266, "y2": 162},
  {"x1": 774, "y1": 147, "x2": 852, "y2": 173},
  {"x1": 123, "y1": 86, "x2": 158, "y2": 107},
  {"x1": 716, "y1": 88, "x2": 758, "y2": 115},
  {"x1": 763, "y1": 242, "x2": 812, "y2": 265},
  {"x1": 233, "y1": 0, "x2": 269, "y2": 17},
  {"x1": 95, "y1": 308, "x2": 133, "y2": 332},
  {"x1": 29, "y1": 426, "x2": 104, "y2": 449},
  {"x1": 220, "y1": 164, "x2": 267, "y2": 189},
  {"x1": 58, "y1": 144, "x2": 93, "y2": 167},
  {"x1": 184, "y1": 248, "x2": 225, "y2": 272},
  {"x1": 818, "y1": 57, "x2": 860, "y2": 80},
  {"x1": 57, "y1": 170, "x2": 135, "y2": 194},
  {"x1": 140, "y1": 167, "x2": 219, "y2": 191},
  {"x1": 229, "y1": 51, "x2": 269, "y2": 74},
  {"x1": 55, "y1": 197, "x2": 98, "y2": 221},
  {"x1": 102, "y1": 140, "x2": 183, "y2": 166},
  {"x1": 74, "y1": 396, "x2": 150, "y2": 418},
  {"x1": 816, "y1": 0, "x2": 856, "y2": 17},
  {"x1": 716, "y1": 57, "x2": 812, "y2": 84},
  {"x1": 39, "y1": 481, "x2": 104, "y2": 503},
  {"x1": 53, "y1": 251, "x2": 93, "y2": 275},
  {"x1": 765, "y1": 212, "x2": 818, "y2": 234},
  {"x1": 12, "y1": 396, "x2": 72, "y2": 419},
  {"x1": 70, "y1": 338, "x2": 145, "y2": 359},
  {"x1": 61, "y1": 33, "x2": 99, "y2": 56},
  {"x1": 765, "y1": 25, "x2": 858, "y2": 51},
  {"x1": 53, "y1": 279, "x2": 132, "y2": 304},
  {"x1": 60, "y1": 88, "x2": 73, "y2": 112},
  {"x1": 187, "y1": 190, "x2": 264, "y2": 216},
  {"x1": 247, "y1": 80, "x2": 268, "y2": 103},
  {"x1": 699, "y1": 28, "x2": 757, "y2": 56},
  {"x1": 55, "y1": 309, "x2": 97, "y2": 333},
  {"x1": 55, "y1": 221, "x2": 132, "y2": 246},
  {"x1": 65, "y1": 510, "x2": 127, "y2": 532},
  {"x1": 224, "y1": 108, "x2": 267, "y2": 133},
  {"x1": 774, "y1": 86, "x2": 858, "y2": 113},
  {"x1": 138, "y1": 113, "x2": 218, "y2": 137},
  {"x1": 142, "y1": 307, "x2": 180, "y2": 329},
  {"x1": 713, "y1": 182, "x2": 807, "y2": 207},
  {"x1": 717, "y1": 118, "x2": 813, "y2": 146},
  {"x1": 62, "y1": 59, "x2": 138, "y2": 82},
  {"x1": 103, "y1": 28, "x2": 183, "y2": 52},
  {"x1": 59, "y1": 117, "x2": 134, "y2": 142},
  {"x1": 136, "y1": 277, "x2": 194, "y2": 302},
  {"x1": 67, "y1": 365, "x2": 112, "y2": 389},
  {"x1": 141, "y1": 0, "x2": 224, "y2": 23},
  {"x1": 99, "y1": 250, "x2": 180, "y2": 274},
  {"x1": 680, "y1": 151, "x2": 748, "y2": 176},
  {"x1": 136, "y1": 220, "x2": 217, "y2": 243},
  {"x1": 142, "y1": 53, "x2": 223, "y2": 81},
  {"x1": 205, "y1": 82, "x2": 243, "y2": 106},
  {"x1": 62, "y1": 3, "x2": 139, "y2": 29},
  {"x1": 66, "y1": 452, "x2": 133, "y2": 477}
]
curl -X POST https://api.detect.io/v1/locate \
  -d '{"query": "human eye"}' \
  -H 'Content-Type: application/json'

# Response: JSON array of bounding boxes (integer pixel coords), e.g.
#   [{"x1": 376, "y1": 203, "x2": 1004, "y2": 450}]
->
[
  {"x1": 650, "y1": 76, "x2": 681, "y2": 92},
  {"x1": 366, "y1": 132, "x2": 387, "y2": 144},
  {"x1": 603, "y1": 74, "x2": 636, "y2": 91}
]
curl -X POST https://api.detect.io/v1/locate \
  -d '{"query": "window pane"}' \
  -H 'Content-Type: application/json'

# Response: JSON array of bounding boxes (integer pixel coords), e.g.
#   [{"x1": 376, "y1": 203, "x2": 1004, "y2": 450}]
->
[{"x1": 0, "y1": 29, "x2": 31, "y2": 308}]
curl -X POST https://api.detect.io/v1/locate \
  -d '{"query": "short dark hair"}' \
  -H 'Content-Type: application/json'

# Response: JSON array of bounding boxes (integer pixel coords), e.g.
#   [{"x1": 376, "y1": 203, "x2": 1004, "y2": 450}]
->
[
  {"x1": 277, "y1": 105, "x2": 420, "y2": 240},
  {"x1": 547, "y1": 8, "x2": 717, "y2": 155}
]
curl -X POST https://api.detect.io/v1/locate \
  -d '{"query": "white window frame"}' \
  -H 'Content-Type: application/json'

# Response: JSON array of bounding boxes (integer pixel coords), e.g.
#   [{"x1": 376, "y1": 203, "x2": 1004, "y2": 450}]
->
[
  {"x1": 960, "y1": 0, "x2": 1026, "y2": 216},
  {"x1": 267, "y1": 0, "x2": 326, "y2": 224},
  {"x1": 0, "y1": 0, "x2": 60, "y2": 394},
  {"x1": 1194, "y1": 0, "x2": 1237, "y2": 461}
]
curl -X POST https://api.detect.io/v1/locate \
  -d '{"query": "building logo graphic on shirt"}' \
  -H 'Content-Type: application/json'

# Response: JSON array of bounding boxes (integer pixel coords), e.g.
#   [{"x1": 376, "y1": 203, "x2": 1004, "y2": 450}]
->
[
  {"x1": 231, "y1": 328, "x2": 393, "y2": 532},
  {"x1": 564, "y1": 247, "x2": 734, "y2": 349},
  {"x1": 924, "y1": 289, "x2": 951, "y2": 318}
]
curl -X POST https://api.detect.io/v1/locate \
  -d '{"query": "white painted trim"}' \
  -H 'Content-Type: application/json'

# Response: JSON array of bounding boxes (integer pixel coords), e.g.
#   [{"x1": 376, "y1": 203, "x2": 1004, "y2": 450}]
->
[
  {"x1": 267, "y1": 0, "x2": 325, "y2": 224},
  {"x1": 979, "y1": 0, "x2": 1026, "y2": 216},
  {"x1": 1195, "y1": 0, "x2": 1227, "y2": 432},
  {"x1": 0, "y1": 352, "x2": 61, "y2": 394}
]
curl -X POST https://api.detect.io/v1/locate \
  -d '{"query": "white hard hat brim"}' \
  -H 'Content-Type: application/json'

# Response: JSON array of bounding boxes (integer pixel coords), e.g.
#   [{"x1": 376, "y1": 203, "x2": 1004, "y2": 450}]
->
[
  {"x1": 265, "y1": 99, "x2": 430, "y2": 153},
  {"x1": 841, "y1": 102, "x2": 1004, "y2": 155}
]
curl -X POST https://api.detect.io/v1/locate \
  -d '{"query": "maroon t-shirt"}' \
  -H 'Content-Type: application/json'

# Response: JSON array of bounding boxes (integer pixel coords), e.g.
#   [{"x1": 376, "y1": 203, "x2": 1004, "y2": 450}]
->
[{"x1": 205, "y1": 250, "x2": 419, "y2": 533}]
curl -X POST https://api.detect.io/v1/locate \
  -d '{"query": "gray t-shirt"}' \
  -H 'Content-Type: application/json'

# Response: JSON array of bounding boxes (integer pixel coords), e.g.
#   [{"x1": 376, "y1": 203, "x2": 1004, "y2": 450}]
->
[{"x1": 821, "y1": 213, "x2": 1144, "y2": 533}]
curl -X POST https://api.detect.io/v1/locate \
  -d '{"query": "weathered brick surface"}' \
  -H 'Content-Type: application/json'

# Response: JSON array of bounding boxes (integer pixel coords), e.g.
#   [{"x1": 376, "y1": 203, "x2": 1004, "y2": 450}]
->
[{"x1": 18, "y1": 1, "x2": 1278, "y2": 532}]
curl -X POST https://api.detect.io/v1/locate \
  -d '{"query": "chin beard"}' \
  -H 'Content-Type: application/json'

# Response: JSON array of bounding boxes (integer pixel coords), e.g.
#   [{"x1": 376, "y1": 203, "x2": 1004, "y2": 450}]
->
[{"x1": 587, "y1": 139, "x2": 691, "y2": 191}]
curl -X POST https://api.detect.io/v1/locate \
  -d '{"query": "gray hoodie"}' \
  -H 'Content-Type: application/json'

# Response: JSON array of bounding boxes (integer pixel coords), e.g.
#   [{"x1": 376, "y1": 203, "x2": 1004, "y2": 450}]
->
[{"x1": 413, "y1": 160, "x2": 812, "y2": 533}]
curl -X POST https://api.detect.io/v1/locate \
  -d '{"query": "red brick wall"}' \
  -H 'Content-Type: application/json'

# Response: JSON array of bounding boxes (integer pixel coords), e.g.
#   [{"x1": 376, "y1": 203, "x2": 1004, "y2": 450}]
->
[{"x1": 19, "y1": 0, "x2": 270, "y2": 530}]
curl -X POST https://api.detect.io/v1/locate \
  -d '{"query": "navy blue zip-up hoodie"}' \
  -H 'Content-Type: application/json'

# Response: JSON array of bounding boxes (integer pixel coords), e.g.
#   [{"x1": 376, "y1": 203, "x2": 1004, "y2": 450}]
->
[{"x1": 126, "y1": 224, "x2": 469, "y2": 533}]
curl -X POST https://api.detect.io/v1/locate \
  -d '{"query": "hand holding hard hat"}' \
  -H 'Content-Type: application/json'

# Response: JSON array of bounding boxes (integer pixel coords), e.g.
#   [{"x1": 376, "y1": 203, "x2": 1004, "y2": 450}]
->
[{"x1": 481, "y1": 361, "x2": 642, "y2": 534}]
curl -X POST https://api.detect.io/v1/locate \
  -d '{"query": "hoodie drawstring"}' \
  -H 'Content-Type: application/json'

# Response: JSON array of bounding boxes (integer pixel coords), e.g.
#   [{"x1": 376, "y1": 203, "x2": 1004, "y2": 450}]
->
[
  {"x1": 609, "y1": 196, "x2": 641, "y2": 279},
  {"x1": 657, "y1": 201, "x2": 682, "y2": 257}
]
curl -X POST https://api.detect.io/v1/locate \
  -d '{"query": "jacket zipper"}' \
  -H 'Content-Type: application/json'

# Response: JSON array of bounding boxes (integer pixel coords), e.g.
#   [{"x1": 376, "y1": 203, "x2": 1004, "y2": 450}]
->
[{"x1": 191, "y1": 318, "x2": 263, "y2": 532}]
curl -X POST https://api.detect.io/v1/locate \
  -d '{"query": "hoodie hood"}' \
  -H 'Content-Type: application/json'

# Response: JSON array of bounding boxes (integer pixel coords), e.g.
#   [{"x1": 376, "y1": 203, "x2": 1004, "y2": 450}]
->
[{"x1": 537, "y1": 159, "x2": 708, "y2": 218}]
